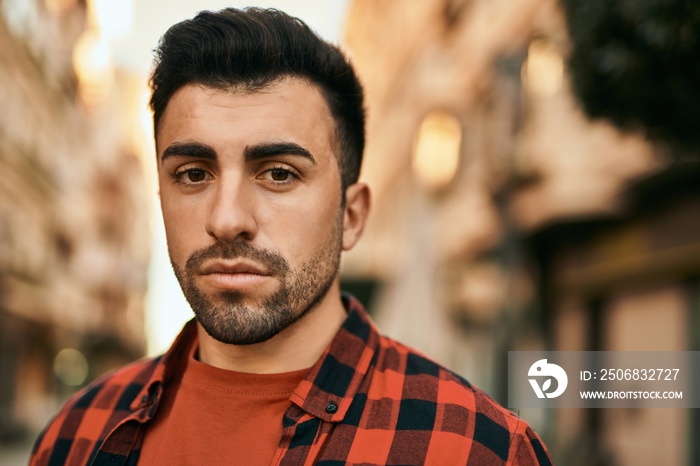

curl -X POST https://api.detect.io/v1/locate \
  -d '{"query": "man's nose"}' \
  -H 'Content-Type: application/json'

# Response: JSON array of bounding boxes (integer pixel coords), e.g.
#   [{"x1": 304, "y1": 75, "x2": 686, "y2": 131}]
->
[{"x1": 205, "y1": 176, "x2": 258, "y2": 242}]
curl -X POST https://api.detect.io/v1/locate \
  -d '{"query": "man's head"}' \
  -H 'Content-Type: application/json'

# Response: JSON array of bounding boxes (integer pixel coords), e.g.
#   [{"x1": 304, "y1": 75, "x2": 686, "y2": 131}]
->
[
  {"x1": 150, "y1": 7, "x2": 365, "y2": 190},
  {"x1": 151, "y1": 8, "x2": 370, "y2": 347}
]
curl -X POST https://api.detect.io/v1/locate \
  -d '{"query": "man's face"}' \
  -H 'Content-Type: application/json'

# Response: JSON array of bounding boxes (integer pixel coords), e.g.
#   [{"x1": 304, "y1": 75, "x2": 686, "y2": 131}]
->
[{"x1": 156, "y1": 78, "x2": 344, "y2": 345}]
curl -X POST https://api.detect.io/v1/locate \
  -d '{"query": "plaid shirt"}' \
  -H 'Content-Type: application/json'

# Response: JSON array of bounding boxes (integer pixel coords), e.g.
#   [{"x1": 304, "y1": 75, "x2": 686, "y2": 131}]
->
[{"x1": 31, "y1": 295, "x2": 553, "y2": 465}]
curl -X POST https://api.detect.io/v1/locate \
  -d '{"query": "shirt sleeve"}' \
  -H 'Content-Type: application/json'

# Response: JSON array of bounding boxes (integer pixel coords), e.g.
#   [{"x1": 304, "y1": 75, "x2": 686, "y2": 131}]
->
[{"x1": 509, "y1": 421, "x2": 555, "y2": 465}]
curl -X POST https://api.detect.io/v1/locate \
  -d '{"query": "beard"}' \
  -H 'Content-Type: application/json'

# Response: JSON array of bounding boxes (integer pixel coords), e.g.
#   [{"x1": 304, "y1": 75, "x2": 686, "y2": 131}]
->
[{"x1": 170, "y1": 212, "x2": 343, "y2": 345}]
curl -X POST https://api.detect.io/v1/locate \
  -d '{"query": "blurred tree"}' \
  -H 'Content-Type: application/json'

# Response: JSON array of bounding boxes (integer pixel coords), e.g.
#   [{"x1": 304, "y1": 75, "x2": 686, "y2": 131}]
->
[{"x1": 561, "y1": 0, "x2": 700, "y2": 154}]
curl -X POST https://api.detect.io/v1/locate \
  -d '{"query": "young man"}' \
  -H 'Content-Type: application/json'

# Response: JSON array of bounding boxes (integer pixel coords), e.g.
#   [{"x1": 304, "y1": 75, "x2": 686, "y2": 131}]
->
[{"x1": 31, "y1": 8, "x2": 553, "y2": 466}]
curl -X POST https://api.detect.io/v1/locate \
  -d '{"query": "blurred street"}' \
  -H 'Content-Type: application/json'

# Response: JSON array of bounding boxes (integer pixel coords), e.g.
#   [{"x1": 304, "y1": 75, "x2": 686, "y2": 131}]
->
[{"x1": 2, "y1": 0, "x2": 700, "y2": 465}]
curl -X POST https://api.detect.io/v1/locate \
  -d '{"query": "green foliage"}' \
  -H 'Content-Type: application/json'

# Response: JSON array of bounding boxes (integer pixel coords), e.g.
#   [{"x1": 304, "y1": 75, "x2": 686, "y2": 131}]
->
[{"x1": 561, "y1": 0, "x2": 700, "y2": 153}]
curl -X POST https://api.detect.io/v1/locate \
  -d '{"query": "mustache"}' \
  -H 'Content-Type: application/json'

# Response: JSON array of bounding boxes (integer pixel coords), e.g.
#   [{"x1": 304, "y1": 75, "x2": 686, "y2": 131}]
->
[{"x1": 185, "y1": 240, "x2": 290, "y2": 276}]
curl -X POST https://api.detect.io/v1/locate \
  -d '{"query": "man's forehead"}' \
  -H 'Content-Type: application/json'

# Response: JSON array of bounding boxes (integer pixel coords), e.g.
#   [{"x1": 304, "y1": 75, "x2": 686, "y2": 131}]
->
[
  {"x1": 155, "y1": 77, "x2": 337, "y2": 151},
  {"x1": 166, "y1": 77, "x2": 325, "y2": 110},
  {"x1": 158, "y1": 79, "x2": 328, "y2": 127},
  {"x1": 155, "y1": 78, "x2": 338, "y2": 158}
]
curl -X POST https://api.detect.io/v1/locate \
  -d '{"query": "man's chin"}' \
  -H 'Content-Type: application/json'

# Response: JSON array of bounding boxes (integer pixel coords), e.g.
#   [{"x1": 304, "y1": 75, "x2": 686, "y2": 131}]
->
[
  {"x1": 201, "y1": 324, "x2": 280, "y2": 346},
  {"x1": 195, "y1": 308, "x2": 294, "y2": 346}
]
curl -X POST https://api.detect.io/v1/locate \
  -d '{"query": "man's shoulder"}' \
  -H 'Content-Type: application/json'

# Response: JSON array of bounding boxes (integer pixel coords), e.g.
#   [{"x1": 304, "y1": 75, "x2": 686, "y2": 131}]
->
[
  {"x1": 371, "y1": 334, "x2": 507, "y2": 411},
  {"x1": 29, "y1": 356, "x2": 161, "y2": 466},
  {"x1": 366, "y1": 334, "x2": 553, "y2": 464},
  {"x1": 373, "y1": 334, "x2": 475, "y2": 385},
  {"x1": 59, "y1": 355, "x2": 161, "y2": 413}
]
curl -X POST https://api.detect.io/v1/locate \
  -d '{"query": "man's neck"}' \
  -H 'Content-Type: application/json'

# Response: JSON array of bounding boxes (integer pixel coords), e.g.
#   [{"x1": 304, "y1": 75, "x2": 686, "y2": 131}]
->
[{"x1": 194, "y1": 283, "x2": 347, "y2": 374}]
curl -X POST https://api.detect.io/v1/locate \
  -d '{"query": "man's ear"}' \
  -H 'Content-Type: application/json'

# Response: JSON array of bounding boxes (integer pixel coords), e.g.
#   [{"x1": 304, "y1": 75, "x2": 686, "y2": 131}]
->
[{"x1": 342, "y1": 183, "x2": 371, "y2": 251}]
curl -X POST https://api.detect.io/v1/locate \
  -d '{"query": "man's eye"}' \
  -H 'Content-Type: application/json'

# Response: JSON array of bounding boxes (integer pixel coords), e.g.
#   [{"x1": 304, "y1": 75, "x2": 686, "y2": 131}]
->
[
  {"x1": 174, "y1": 168, "x2": 210, "y2": 184},
  {"x1": 270, "y1": 169, "x2": 290, "y2": 181},
  {"x1": 186, "y1": 169, "x2": 206, "y2": 182},
  {"x1": 260, "y1": 167, "x2": 299, "y2": 184}
]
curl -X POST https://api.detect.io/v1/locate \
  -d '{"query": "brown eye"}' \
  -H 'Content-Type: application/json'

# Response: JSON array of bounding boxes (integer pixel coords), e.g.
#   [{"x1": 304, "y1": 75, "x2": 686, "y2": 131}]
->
[
  {"x1": 270, "y1": 169, "x2": 289, "y2": 181},
  {"x1": 187, "y1": 169, "x2": 206, "y2": 182}
]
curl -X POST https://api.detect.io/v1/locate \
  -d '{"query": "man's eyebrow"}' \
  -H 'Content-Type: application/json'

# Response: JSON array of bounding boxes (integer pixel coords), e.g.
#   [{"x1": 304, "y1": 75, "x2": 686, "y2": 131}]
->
[
  {"x1": 161, "y1": 142, "x2": 217, "y2": 162},
  {"x1": 244, "y1": 142, "x2": 316, "y2": 164}
]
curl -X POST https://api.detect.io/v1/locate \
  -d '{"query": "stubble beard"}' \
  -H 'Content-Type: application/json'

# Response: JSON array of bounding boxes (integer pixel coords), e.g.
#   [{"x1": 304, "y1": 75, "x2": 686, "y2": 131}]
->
[{"x1": 170, "y1": 213, "x2": 343, "y2": 345}]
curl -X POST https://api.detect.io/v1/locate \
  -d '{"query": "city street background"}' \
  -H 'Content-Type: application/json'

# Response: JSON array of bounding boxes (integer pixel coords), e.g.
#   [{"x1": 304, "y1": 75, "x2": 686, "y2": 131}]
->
[{"x1": 2, "y1": 0, "x2": 699, "y2": 465}]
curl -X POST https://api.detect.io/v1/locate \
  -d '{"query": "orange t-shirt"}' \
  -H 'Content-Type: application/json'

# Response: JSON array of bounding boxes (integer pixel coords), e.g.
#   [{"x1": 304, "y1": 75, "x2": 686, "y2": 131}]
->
[{"x1": 139, "y1": 346, "x2": 309, "y2": 466}]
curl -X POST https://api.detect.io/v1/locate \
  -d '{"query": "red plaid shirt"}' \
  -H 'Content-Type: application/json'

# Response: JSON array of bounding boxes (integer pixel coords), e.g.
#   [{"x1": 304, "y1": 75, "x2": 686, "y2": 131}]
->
[{"x1": 31, "y1": 295, "x2": 553, "y2": 465}]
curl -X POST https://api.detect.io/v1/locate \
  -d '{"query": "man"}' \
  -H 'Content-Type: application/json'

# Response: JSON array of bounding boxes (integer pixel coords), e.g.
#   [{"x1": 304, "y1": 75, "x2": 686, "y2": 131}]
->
[{"x1": 31, "y1": 8, "x2": 553, "y2": 466}]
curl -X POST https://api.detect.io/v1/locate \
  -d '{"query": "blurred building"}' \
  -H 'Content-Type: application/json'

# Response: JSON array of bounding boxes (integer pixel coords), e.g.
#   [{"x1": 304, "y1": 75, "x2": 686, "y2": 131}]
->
[
  {"x1": 2, "y1": 0, "x2": 698, "y2": 465},
  {"x1": 343, "y1": 0, "x2": 699, "y2": 465},
  {"x1": 0, "y1": 0, "x2": 149, "y2": 450}
]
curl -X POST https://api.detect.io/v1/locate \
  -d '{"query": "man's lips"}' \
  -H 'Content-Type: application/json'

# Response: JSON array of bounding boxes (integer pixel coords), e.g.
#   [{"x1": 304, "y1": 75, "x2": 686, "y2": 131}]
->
[
  {"x1": 197, "y1": 260, "x2": 272, "y2": 289},
  {"x1": 199, "y1": 260, "x2": 270, "y2": 276}
]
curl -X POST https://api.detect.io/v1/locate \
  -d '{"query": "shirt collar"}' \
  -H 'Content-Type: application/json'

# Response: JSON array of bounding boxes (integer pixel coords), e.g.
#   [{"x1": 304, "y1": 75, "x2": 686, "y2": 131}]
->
[
  {"x1": 132, "y1": 293, "x2": 379, "y2": 424},
  {"x1": 289, "y1": 293, "x2": 379, "y2": 422},
  {"x1": 129, "y1": 319, "x2": 197, "y2": 413}
]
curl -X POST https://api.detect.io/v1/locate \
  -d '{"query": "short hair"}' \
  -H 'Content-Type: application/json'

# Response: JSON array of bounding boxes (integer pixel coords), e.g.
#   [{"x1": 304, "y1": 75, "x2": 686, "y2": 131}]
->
[{"x1": 150, "y1": 7, "x2": 365, "y2": 189}]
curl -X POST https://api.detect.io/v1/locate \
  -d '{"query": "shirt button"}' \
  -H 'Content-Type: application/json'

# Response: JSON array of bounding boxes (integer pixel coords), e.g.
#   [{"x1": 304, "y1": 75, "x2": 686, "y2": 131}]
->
[{"x1": 325, "y1": 402, "x2": 338, "y2": 413}]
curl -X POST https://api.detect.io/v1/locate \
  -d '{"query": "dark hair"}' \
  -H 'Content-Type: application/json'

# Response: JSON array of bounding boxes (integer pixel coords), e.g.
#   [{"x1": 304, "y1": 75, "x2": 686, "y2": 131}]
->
[{"x1": 150, "y1": 7, "x2": 365, "y2": 188}]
